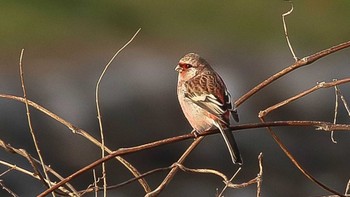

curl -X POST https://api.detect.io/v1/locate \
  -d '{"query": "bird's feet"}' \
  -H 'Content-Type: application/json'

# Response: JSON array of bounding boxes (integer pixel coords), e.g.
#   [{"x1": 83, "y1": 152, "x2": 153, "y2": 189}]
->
[{"x1": 191, "y1": 129, "x2": 199, "y2": 139}]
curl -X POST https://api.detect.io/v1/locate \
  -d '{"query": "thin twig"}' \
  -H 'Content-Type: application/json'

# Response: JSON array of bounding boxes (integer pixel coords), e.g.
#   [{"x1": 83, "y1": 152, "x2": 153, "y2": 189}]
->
[
  {"x1": 21, "y1": 149, "x2": 51, "y2": 190},
  {"x1": 18, "y1": 49, "x2": 55, "y2": 197},
  {"x1": 333, "y1": 84, "x2": 350, "y2": 143},
  {"x1": 145, "y1": 136, "x2": 204, "y2": 197},
  {"x1": 0, "y1": 167, "x2": 14, "y2": 177},
  {"x1": 0, "y1": 94, "x2": 150, "y2": 193},
  {"x1": 3, "y1": 75, "x2": 350, "y2": 195},
  {"x1": 217, "y1": 167, "x2": 241, "y2": 197},
  {"x1": 94, "y1": 170, "x2": 99, "y2": 197},
  {"x1": 0, "y1": 138, "x2": 78, "y2": 195},
  {"x1": 0, "y1": 160, "x2": 73, "y2": 196},
  {"x1": 218, "y1": 153, "x2": 263, "y2": 197},
  {"x1": 175, "y1": 163, "x2": 230, "y2": 182},
  {"x1": 95, "y1": 28, "x2": 141, "y2": 197},
  {"x1": 0, "y1": 160, "x2": 37, "y2": 179},
  {"x1": 36, "y1": 119, "x2": 350, "y2": 196},
  {"x1": 332, "y1": 82, "x2": 340, "y2": 143},
  {"x1": 257, "y1": 78, "x2": 350, "y2": 143},
  {"x1": 102, "y1": 166, "x2": 172, "y2": 191},
  {"x1": 282, "y1": 1, "x2": 298, "y2": 61},
  {"x1": 345, "y1": 178, "x2": 350, "y2": 195},
  {"x1": 256, "y1": 153, "x2": 263, "y2": 197},
  {"x1": 234, "y1": 40, "x2": 350, "y2": 107},
  {"x1": 77, "y1": 166, "x2": 173, "y2": 195},
  {"x1": 258, "y1": 78, "x2": 350, "y2": 118},
  {"x1": 78, "y1": 169, "x2": 102, "y2": 196},
  {"x1": 259, "y1": 117, "x2": 345, "y2": 197},
  {"x1": 337, "y1": 85, "x2": 350, "y2": 117},
  {"x1": 0, "y1": 180, "x2": 19, "y2": 197}
]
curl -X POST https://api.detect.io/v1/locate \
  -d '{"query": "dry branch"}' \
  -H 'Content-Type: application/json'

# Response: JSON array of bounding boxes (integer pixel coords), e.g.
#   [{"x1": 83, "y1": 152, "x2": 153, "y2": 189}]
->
[
  {"x1": 37, "y1": 119, "x2": 350, "y2": 196},
  {"x1": 282, "y1": 1, "x2": 297, "y2": 61},
  {"x1": 260, "y1": 117, "x2": 346, "y2": 196},
  {"x1": 145, "y1": 136, "x2": 204, "y2": 197},
  {"x1": 234, "y1": 40, "x2": 350, "y2": 108},
  {"x1": 259, "y1": 78, "x2": 350, "y2": 118},
  {"x1": 0, "y1": 160, "x2": 73, "y2": 196},
  {"x1": 0, "y1": 138, "x2": 78, "y2": 196},
  {"x1": 173, "y1": 153, "x2": 263, "y2": 197},
  {"x1": 95, "y1": 28, "x2": 141, "y2": 196},
  {"x1": 1, "y1": 5, "x2": 350, "y2": 196},
  {"x1": 18, "y1": 49, "x2": 55, "y2": 197},
  {"x1": 0, "y1": 93, "x2": 149, "y2": 193},
  {"x1": 0, "y1": 180, "x2": 19, "y2": 197}
]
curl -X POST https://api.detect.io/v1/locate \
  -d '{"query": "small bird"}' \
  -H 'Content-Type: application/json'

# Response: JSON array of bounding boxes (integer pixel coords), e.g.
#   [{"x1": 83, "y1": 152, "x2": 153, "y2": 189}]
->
[{"x1": 175, "y1": 53, "x2": 242, "y2": 165}]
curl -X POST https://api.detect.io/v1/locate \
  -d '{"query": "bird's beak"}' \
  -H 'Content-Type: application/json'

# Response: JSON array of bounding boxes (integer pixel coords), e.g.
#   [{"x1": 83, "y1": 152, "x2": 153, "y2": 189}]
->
[{"x1": 175, "y1": 65, "x2": 182, "y2": 72}]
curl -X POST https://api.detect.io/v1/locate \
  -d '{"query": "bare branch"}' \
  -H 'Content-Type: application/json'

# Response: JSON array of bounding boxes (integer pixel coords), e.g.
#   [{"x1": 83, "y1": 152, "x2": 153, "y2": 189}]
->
[
  {"x1": 0, "y1": 138, "x2": 78, "y2": 196},
  {"x1": 332, "y1": 82, "x2": 340, "y2": 143},
  {"x1": 0, "y1": 167, "x2": 14, "y2": 177},
  {"x1": 0, "y1": 94, "x2": 149, "y2": 192},
  {"x1": 18, "y1": 49, "x2": 55, "y2": 197},
  {"x1": 0, "y1": 160, "x2": 73, "y2": 196},
  {"x1": 234, "y1": 40, "x2": 350, "y2": 107},
  {"x1": 259, "y1": 117, "x2": 345, "y2": 197},
  {"x1": 256, "y1": 153, "x2": 263, "y2": 197},
  {"x1": 337, "y1": 84, "x2": 350, "y2": 117},
  {"x1": 37, "y1": 119, "x2": 350, "y2": 196},
  {"x1": 217, "y1": 167, "x2": 241, "y2": 197},
  {"x1": 145, "y1": 136, "x2": 204, "y2": 197},
  {"x1": 175, "y1": 162, "x2": 231, "y2": 182},
  {"x1": 95, "y1": 28, "x2": 141, "y2": 196},
  {"x1": 93, "y1": 169, "x2": 98, "y2": 197},
  {"x1": 0, "y1": 180, "x2": 19, "y2": 197},
  {"x1": 282, "y1": 1, "x2": 298, "y2": 61},
  {"x1": 345, "y1": 178, "x2": 350, "y2": 196},
  {"x1": 219, "y1": 153, "x2": 263, "y2": 197},
  {"x1": 258, "y1": 78, "x2": 350, "y2": 118}
]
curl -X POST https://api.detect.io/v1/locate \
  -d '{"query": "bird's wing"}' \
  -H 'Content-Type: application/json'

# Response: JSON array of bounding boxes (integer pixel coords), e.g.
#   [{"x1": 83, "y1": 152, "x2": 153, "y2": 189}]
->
[{"x1": 185, "y1": 70, "x2": 236, "y2": 125}]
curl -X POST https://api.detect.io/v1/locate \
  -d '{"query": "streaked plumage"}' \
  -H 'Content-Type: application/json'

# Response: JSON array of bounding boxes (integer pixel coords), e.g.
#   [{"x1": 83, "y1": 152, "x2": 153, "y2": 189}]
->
[{"x1": 175, "y1": 53, "x2": 242, "y2": 165}]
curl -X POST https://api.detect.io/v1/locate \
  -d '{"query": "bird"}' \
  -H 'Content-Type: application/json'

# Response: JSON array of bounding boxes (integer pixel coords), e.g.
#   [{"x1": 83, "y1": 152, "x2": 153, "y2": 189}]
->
[{"x1": 175, "y1": 53, "x2": 242, "y2": 165}]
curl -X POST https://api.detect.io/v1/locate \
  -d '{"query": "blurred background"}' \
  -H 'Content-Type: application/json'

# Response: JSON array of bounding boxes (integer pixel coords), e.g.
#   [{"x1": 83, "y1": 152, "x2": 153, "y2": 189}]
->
[{"x1": 0, "y1": 1, "x2": 350, "y2": 196}]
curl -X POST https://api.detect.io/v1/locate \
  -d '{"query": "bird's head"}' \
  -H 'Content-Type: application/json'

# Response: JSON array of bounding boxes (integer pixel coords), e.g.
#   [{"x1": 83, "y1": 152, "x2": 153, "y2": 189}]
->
[{"x1": 175, "y1": 53, "x2": 210, "y2": 81}]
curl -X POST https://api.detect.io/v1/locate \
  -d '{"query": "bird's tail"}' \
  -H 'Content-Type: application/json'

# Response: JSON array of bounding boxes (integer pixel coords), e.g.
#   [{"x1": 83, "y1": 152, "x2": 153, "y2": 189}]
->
[{"x1": 214, "y1": 122, "x2": 243, "y2": 165}]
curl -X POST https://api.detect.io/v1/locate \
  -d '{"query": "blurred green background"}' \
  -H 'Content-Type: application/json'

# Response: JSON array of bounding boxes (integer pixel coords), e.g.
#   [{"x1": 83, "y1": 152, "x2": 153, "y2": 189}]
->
[{"x1": 0, "y1": 1, "x2": 349, "y2": 196}]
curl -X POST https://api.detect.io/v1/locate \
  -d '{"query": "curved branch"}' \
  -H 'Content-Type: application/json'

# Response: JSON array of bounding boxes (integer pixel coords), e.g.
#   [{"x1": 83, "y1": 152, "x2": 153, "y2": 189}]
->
[
  {"x1": 235, "y1": 40, "x2": 350, "y2": 107},
  {"x1": 260, "y1": 118, "x2": 345, "y2": 196},
  {"x1": 37, "y1": 120, "x2": 350, "y2": 196},
  {"x1": 0, "y1": 94, "x2": 150, "y2": 193},
  {"x1": 259, "y1": 78, "x2": 350, "y2": 117}
]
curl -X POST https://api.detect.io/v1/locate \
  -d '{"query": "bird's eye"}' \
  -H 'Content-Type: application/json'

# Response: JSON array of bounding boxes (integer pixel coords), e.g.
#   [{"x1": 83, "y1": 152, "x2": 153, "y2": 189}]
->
[{"x1": 184, "y1": 64, "x2": 192, "y2": 69}]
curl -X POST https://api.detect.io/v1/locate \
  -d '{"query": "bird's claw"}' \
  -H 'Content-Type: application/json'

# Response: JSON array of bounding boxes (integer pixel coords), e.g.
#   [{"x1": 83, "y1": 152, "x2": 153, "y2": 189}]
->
[{"x1": 191, "y1": 129, "x2": 199, "y2": 139}]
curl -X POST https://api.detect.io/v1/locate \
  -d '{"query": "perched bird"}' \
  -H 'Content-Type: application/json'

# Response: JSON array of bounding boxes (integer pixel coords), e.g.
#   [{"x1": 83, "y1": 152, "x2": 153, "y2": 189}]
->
[{"x1": 175, "y1": 53, "x2": 242, "y2": 165}]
